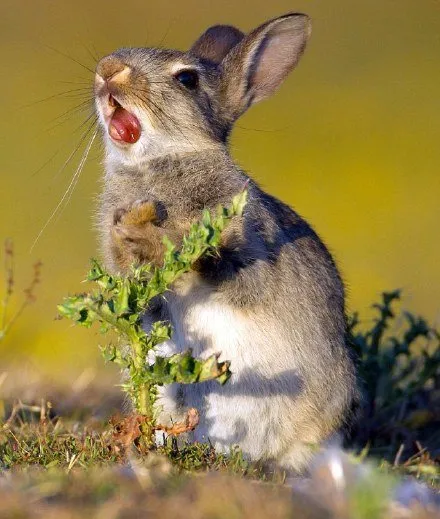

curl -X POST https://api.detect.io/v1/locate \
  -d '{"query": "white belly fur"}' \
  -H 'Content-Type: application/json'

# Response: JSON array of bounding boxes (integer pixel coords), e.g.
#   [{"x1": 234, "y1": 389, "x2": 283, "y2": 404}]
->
[{"x1": 148, "y1": 274, "x2": 307, "y2": 463}]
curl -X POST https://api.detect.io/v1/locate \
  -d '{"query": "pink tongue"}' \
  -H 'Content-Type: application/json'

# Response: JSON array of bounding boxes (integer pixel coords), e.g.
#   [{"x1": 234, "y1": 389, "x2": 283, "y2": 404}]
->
[{"x1": 109, "y1": 107, "x2": 141, "y2": 144}]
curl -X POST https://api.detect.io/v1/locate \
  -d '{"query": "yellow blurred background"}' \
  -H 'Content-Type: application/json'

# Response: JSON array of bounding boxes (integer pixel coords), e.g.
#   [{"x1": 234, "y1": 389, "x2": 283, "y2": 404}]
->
[{"x1": 1, "y1": 0, "x2": 439, "y2": 374}]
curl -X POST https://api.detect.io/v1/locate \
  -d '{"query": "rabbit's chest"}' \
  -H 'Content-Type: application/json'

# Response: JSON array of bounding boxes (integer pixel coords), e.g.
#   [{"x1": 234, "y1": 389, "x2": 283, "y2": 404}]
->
[{"x1": 153, "y1": 275, "x2": 262, "y2": 368}]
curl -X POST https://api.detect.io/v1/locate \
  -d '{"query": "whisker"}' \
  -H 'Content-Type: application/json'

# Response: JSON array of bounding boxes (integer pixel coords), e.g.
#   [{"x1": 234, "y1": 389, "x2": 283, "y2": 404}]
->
[
  {"x1": 57, "y1": 80, "x2": 92, "y2": 86},
  {"x1": 43, "y1": 44, "x2": 96, "y2": 75},
  {"x1": 91, "y1": 42, "x2": 101, "y2": 63},
  {"x1": 73, "y1": 111, "x2": 98, "y2": 135},
  {"x1": 63, "y1": 126, "x2": 98, "y2": 208},
  {"x1": 148, "y1": 93, "x2": 197, "y2": 152},
  {"x1": 131, "y1": 91, "x2": 172, "y2": 135},
  {"x1": 236, "y1": 124, "x2": 291, "y2": 133},
  {"x1": 130, "y1": 79, "x2": 169, "y2": 86},
  {"x1": 30, "y1": 124, "x2": 98, "y2": 252},
  {"x1": 133, "y1": 88, "x2": 197, "y2": 154},
  {"x1": 155, "y1": 18, "x2": 174, "y2": 48},
  {"x1": 81, "y1": 42, "x2": 99, "y2": 65},
  {"x1": 51, "y1": 114, "x2": 97, "y2": 181},
  {"x1": 48, "y1": 98, "x2": 94, "y2": 124},
  {"x1": 19, "y1": 88, "x2": 93, "y2": 110},
  {"x1": 46, "y1": 103, "x2": 95, "y2": 134},
  {"x1": 30, "y1": 151, "x2": 59, "y2": 178}
]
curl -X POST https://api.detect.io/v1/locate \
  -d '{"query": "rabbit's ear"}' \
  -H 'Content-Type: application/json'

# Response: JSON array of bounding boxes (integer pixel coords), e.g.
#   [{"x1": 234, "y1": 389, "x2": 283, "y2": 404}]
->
[
  {"x1": 190, "y1": 25, "x2": 244, "y2": 64},
  {"x1": 221, "y1": 13, "x2": 311, "y2": 119}
]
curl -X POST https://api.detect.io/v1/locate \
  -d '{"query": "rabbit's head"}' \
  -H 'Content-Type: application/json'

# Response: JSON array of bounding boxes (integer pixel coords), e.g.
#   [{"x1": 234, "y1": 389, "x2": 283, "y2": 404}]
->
[{"x1": 95, "y1": 13, "x2": 311, "y2": 165}]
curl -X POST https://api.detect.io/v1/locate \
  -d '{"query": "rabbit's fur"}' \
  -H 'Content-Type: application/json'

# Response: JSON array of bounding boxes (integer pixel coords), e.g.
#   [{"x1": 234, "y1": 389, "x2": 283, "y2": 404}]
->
[{"x1": 95, "y1": 13, "x2": 358, "y2": 473}]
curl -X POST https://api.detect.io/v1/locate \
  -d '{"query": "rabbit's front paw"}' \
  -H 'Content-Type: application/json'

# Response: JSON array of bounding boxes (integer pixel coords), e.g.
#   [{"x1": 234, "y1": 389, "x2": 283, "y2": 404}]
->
[
  {"x1": 111, "y1": 200, "x2": 167, "y2": 270},
  {"x1": 113, "y1": 199, "x2": 161, "y2": 227}
]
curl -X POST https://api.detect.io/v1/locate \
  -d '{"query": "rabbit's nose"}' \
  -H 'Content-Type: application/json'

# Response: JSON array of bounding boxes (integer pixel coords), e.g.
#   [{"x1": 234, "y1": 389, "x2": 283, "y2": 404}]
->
[{"x1": 96, "y1": 56, "x2": 131, "y2": 85}]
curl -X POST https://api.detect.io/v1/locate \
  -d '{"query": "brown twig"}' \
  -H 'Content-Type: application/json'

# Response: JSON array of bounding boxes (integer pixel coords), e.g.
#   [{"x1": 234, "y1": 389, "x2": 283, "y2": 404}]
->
[
  {"x1": 393, "y1": 443, "x2": 405, "y2": 467},
  {"x1": 1, "y1": 239, "x2": 14, "y2": 332},
  {"x1": 403, "y1": 441, "x2": 428, "y2": 467},
  {"x1": 1, "y1": 254, "x2": 42, "y2": 339}
]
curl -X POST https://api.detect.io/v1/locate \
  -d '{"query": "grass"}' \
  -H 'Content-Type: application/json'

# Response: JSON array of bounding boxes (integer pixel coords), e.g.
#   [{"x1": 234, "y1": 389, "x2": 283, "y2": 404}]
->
[
  {"x1": 1, "y1": 294, "x2": 439, "y2": 518},
  {"x1": 0, "y1": 384, "x2": 438, "y2": 518},
  {"x1": 0, "y1": 387, "x2": 259, "y2": 476}
]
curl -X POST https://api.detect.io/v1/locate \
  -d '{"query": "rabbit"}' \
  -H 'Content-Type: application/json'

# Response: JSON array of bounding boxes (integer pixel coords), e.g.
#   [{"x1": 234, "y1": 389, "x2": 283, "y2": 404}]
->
[{"x1": 94, "y1": 12, "x2": 359, "y2": 474}]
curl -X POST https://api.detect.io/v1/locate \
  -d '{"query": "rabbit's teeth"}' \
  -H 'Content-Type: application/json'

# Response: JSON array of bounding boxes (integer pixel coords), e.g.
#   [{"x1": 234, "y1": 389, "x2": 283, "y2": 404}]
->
[{"x1": 108, "y1": 94, "x2": 120, "y2": 108}]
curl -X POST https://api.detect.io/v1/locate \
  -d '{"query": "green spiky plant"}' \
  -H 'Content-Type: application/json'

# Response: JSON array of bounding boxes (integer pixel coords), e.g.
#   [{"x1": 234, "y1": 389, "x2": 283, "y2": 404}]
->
[
  {"x1": 58, "y1": 191, "x2": 248, "y2": 442},
  {"x1": 349, "y1": 290, "x2": 440, "y2": 462}
]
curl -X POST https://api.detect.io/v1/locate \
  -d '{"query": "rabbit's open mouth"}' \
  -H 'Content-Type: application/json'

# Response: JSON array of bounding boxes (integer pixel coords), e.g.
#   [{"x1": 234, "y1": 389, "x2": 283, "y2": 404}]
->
[{"x1": 107, "y1": 94, "x2": 141, "y2": 145}]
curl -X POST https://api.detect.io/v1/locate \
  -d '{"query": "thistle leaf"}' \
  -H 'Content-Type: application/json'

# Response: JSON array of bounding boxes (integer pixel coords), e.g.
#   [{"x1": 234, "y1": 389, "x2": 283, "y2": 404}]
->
[{"x1": 59, "y1": 191, "x2": 248, "y2": 419}]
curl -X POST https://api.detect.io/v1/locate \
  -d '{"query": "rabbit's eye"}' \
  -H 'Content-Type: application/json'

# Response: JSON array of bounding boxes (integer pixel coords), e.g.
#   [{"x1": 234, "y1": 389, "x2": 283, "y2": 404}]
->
[{"x1": 175, "y1": 70, "x2": 199, "y2": 90}]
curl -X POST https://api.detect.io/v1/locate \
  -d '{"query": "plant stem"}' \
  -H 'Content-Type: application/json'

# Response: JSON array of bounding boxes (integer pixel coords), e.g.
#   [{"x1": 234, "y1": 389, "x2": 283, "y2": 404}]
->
[{"x1": 137, "y1": 384, "x2": 150, "y2": 416}]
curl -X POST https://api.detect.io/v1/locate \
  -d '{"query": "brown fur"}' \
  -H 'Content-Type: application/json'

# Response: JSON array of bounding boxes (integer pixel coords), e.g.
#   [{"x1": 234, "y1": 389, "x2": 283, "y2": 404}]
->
[{"x1": 111, "y1": 200, "x2": 187, "y2": 268}]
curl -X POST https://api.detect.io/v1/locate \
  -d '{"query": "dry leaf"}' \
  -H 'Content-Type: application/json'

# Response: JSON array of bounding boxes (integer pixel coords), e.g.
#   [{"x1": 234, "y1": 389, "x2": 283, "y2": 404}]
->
[
  {"x1": 110, "y1": 414, "x2": 147, "y2": 452},
  {"x1": 154, "y1": 408, "x2": 199, "y2": 436}
]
